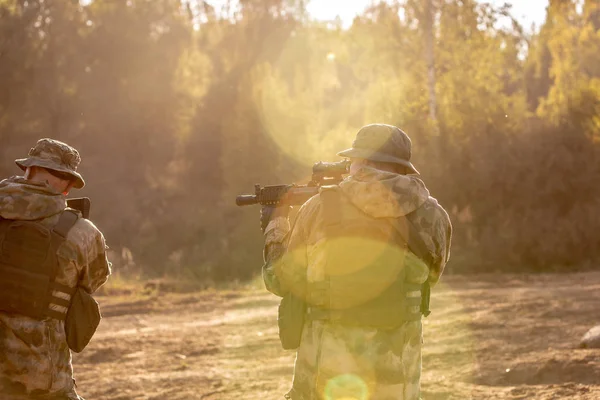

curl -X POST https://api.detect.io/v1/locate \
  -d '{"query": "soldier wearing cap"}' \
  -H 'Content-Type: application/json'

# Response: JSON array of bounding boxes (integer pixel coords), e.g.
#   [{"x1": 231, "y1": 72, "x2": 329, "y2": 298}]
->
[
  {"x1": 0, "y1": 139, "x2": 111, "y2": 399},
  {"x1": 262, "y1": 124, "x2": 452, "y2": 399}
]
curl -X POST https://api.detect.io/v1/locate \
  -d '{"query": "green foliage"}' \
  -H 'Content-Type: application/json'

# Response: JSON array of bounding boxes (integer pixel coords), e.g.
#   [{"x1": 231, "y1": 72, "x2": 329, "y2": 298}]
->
[{"x1": 1, "y1": 0, "x2": 599, "y2": 279}]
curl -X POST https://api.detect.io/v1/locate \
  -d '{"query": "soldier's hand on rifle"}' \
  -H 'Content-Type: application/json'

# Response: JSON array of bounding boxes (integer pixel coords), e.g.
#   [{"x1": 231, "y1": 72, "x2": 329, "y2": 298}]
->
[{"x1": 260, "y1": 205, "x2": 291, "y2": 233}]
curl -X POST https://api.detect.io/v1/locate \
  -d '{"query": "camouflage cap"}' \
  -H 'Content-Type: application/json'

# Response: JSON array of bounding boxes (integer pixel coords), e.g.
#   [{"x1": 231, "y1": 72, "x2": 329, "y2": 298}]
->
[
  {"x1": 15, "y1": 138, "x2": 85, "y2": 189},
  {"x1": 337, "y1": 123, "x2": 419, "y2": 174}
]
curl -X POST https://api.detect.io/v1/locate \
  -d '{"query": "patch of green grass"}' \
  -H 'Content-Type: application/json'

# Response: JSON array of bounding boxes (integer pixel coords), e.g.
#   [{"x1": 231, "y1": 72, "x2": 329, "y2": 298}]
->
[
  {"x1": 95, "y1": 271, "x2": 144, "y2": 297},
  {"x1": 95, "y1": 270, "x2": 267, "y2": 302}
]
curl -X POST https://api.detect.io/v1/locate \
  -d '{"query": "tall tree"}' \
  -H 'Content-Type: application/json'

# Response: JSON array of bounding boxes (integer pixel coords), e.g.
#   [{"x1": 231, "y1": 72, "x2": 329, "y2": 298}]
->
[{"x1": 423, "y1": 0, "x2": 439, "y2": 138}]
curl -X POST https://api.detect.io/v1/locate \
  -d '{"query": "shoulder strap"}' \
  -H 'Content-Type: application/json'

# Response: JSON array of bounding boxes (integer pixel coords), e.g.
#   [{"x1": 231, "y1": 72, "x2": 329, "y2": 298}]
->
[
  {"x1": 49, "y1": 209, "x2": 80, "y2": 288},
  {"x1": 46, "y1": 209, "x2": 80, "y2": 319},
  {"x1": 53, "y1": 209, "x2": 79, "y2": 239}
]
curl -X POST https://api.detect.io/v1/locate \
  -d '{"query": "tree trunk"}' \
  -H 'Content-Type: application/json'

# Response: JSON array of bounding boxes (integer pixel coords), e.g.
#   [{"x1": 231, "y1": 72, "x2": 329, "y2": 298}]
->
[{"x1": 423, "y1": 0, "x2": 439, "y2": 137}]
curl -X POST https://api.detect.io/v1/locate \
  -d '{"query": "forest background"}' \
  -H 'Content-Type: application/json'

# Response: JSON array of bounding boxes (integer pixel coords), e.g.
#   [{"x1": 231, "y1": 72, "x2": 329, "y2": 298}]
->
[{"x1": 1, "y1": 0, "x2": 599, "y2": 282}]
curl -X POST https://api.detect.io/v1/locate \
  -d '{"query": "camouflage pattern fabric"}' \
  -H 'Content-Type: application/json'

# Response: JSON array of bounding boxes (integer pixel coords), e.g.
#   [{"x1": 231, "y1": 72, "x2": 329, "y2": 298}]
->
[
  {"x1": 337, "y1": 124, "x2": 419, "y2": 175},
  {"x1": 0, "y1": 177, "x2": 111, "y2": 399},
  {"x1": 263, "y1": 167, "x2": 452, "y2": 400},
  {"x1": 15, "y1": 138, "x2": 85, "y2": 189}
]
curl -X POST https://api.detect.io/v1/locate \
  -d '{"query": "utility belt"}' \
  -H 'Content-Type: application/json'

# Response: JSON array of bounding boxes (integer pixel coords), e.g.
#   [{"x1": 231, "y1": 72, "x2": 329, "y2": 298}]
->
[{"x1": 305, "y1": 281, "x2": 430, "y2": 328}]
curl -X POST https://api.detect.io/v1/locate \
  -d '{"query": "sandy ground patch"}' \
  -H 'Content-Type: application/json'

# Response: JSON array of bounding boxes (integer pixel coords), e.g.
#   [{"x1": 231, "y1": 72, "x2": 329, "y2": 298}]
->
[{"x1": 74, "y1": 272, "x2": 600, "y2": 399}]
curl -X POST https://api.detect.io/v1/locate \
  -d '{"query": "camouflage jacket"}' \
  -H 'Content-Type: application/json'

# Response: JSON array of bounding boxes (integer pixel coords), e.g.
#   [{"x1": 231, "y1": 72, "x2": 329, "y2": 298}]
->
[
  {"x1": 263, "y1": 167, "x2": 452, "y2": 400},
  {"x1": 0, "y1": 177, "x2": 111, "y2": 398}
]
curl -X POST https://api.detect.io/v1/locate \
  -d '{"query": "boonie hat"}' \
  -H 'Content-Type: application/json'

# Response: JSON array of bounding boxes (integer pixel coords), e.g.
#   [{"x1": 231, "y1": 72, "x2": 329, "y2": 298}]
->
[
  {"x1": 15, "y1": 138, "x2": 85, "y2": 189},
  {"x1": 337, "y1": 124, "x2": 419, "y2": 174}
]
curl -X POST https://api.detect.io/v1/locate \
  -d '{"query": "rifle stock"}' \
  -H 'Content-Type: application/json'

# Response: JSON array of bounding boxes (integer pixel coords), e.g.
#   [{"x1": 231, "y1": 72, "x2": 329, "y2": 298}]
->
[{"x1": 67, "y1": 197, "x2": 91, "y2": 219}]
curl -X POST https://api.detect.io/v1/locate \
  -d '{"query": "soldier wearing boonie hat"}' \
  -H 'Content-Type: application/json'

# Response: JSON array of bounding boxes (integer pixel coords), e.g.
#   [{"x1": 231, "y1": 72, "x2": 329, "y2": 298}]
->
[
  {"x1": 15, "y1": 138, "x2": 86, "y2": 189},
  {"x1": 0, "y1": 138, "x2": 111, "y2": 399},
  {"x1": 337, "y1": 123, "x2": 420, "y2": 175},
  {"x1": 261, "y1": 124, "x2": 452, "y2": 400}
]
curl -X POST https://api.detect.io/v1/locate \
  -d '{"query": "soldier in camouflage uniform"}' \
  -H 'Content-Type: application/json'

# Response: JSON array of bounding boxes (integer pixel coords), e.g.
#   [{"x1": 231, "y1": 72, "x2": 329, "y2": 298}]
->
[
  {"x1": 0, "y1": 139, "x2": 111, "y2": 399},
  {"x1": 262, "y1": 124, "x2": 452, "y2": 400}
]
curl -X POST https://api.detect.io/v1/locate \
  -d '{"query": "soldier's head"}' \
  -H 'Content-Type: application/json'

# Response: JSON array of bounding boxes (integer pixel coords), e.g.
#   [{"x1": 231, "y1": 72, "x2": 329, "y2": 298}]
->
[
  {"x1": 337, "y1": 123, "x2": 419, "y2": 176},
  {"x1": 15, "y1": 138, "x2": 85, "y2": 195}
]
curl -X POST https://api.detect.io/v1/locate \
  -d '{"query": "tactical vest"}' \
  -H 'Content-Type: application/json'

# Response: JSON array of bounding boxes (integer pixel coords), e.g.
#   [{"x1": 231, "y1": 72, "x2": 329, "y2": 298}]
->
[
  {"x1": 306, "y1": 186, "x2": 431, "y2": 328},
  {"x1": 0, "y1": 210, "x2": 79, "y2": 321}
]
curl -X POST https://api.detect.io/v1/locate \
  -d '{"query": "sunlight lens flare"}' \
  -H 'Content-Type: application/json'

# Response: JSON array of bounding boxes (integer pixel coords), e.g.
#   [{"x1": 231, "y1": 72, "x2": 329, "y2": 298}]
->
[
  {"x1": 278, "y1": 237, "x2": 410, "y2": 309},
  {"x1": 252, "y1": 40, "x2": 355, "y2": 168},
  {"x1": 324, "y1": 374, "x2": 369, "y2": 400}
]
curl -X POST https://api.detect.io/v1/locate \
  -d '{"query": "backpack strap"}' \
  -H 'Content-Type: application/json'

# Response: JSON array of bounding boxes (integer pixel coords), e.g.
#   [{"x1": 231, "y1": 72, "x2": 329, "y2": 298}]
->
[
  {"x1": 53, "y1": 209, "x2": 79, "y2": 239},
  {"x1": 48, "y1": 209, "x2": 79, "y2": 280},
  {"x1": 46, "y1": 209, "x2": 79, "y2": 320}
]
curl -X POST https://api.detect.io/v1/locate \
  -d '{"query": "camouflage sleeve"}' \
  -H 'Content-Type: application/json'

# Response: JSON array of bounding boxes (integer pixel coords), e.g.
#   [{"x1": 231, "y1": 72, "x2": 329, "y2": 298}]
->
[
  {"x1": 427, "y1": 202, "x2": 452, "y2": 285},
  {"x1": 71, "y1": 219, "x2": 112, "y2": 294},
  {"x1": 262, "y1": 198, "x2": 319, "y2": 297},
  {"x1": 407, "y1": 197, "x2": 452, "y2": 286},
  {"x1": 263, "y1": 217, "x2": 291, "y2": 296}
]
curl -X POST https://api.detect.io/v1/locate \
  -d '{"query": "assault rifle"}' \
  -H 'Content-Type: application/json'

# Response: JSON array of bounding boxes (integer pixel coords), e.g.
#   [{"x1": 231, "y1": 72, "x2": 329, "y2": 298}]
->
[
  {"x1": 67, "y1": 197, "x2": 91, "y2": 219},
  {"x1": 236, "y1": 160, "x2": 350, "y2": 207}
]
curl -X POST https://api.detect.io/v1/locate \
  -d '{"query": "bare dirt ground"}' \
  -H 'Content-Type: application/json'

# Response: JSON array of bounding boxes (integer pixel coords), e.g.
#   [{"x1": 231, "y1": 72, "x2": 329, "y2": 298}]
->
[{"x1": 74, "y1": 272, "x2": 600, "y2": 400}]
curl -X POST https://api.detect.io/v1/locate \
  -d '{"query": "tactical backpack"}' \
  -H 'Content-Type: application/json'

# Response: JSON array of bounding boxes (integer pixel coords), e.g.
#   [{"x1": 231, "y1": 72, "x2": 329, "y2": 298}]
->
[
  {"x1": 0, "y1": 209, "x2": 101, "y2": 352},
  {"x1": 0, "y1": 210, "x2": 79, "y2": 321},
  {"x1": 306, "y1": 185, "x2": 432, "y2": 328},
  {"x1": 277, "y1": 186, "x2": 434, "y2": 349}
]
